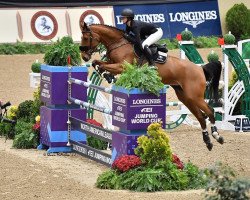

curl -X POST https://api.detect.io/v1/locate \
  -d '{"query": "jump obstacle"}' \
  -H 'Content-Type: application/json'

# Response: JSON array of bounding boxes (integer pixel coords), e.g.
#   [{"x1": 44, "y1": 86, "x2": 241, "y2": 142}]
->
[
  {"x1": 168, "y1": 39, "x2": 250, "y2": 131},
  {"x1": 38, "y1": 65, "x2": 166, "y2": 166}
]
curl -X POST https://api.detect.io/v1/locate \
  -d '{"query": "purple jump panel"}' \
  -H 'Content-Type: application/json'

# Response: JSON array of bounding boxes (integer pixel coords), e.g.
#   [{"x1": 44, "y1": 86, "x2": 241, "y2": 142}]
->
[
  {"x1": 40, "y1": 65, "x2": 88, "y2": 105},
  {"x1": 39, "y1": 106, "x2": 86, "y2": 153},
  {"x1": 112, "y1": 86, "x2": 166, "y2": 132},
  {"x1": 111, "y1": 131, "x2": 145, "y2": 161}
]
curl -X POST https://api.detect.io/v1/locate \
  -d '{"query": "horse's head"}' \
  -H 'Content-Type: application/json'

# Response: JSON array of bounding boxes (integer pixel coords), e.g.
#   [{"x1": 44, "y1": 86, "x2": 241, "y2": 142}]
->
[{"x1": 79, "y1": 22, "x2": 100, "y2": 61}]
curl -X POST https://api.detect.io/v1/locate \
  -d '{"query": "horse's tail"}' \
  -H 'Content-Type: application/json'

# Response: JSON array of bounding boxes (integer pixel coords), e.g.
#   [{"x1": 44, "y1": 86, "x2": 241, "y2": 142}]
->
[{"x1": 202, "y1": 61, "x2": 222, "y2": 102}]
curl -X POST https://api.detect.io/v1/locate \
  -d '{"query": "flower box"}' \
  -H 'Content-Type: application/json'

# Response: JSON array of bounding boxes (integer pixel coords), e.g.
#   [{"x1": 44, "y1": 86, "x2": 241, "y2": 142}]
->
[
  {"x1": 29, "y1": 72, "x2": 41, "y2": 88},
  {"x1": 40, "y1": 65, "x2": 88, "y2": 105},
  {"x1": 112, "y1": 86, "x2": 166, "y2": 133}
]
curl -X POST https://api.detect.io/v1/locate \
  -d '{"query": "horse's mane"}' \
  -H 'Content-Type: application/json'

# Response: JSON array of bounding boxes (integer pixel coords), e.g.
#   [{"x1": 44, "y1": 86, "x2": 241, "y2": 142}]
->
[{"x1": 89, "y1": 24, "x2": 125, "y2": 34}]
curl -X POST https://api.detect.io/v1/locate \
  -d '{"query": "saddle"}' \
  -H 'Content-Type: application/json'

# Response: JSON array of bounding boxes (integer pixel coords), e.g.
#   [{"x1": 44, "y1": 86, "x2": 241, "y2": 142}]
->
[{"x1": 134, "y1": 43, "x2": 168, "y2": 64}]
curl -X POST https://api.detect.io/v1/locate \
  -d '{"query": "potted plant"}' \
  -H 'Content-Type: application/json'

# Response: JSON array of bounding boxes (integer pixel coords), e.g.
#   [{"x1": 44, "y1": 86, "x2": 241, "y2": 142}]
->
[
  {"x1": 112, "y1": 61, "x2": 166, "y2": 131},
  {"x1": 29, "y1": 60, "x2": 41, "y2": 88}
]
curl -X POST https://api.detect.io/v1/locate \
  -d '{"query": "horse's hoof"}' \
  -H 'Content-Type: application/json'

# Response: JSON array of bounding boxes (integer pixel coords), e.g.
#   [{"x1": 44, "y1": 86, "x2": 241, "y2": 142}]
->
[
  {"x1": 217, "y1": 136, "x2": 224, "y2": 144},
  {"x1": 206, "y1": 142, "x2": 213, "y2": 151}
]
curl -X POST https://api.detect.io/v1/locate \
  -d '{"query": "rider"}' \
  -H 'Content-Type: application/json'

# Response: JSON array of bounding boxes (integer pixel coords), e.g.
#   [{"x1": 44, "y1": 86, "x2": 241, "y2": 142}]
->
[{"x1": 120, "y1": 8, "x2": 163, "y2": 67}]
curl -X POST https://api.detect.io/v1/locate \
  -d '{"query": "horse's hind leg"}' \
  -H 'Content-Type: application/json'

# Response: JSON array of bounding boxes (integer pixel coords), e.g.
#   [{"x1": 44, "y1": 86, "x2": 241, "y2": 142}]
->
[
  {"x1": 194, "y1": 98, "x2": 224, "y2": 144},
  {"x1": 173, "y1": 87, "x2": 213, "y2": 150}
]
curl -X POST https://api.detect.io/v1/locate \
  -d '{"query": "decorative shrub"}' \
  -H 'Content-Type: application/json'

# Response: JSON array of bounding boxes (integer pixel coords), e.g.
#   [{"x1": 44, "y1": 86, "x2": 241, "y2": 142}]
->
[
  {"x1": 181, "y1": 28, "x2": 193, "y2": 41},
  {"x1": 205, "y1": 162, "x2": 250, "y2": 200},
  {"x1": 112, "y1": 155, "x2": 142, "y2": 172},
  {"x1": 224, "y1": 32, "x2": 236, "y2": 45},
  {"x1": 96, "y1": 122, "x2": 208, "y2": 192},
  {"x1": 134, "y1": 122, "x2": 172, "y2": 166},
  {"x1": 86, "y1": 119, "x2": 108, "y2": 150},
  {"x1": 7, "y1": 105, "x2": 18, "y2": 120},
  {"x1": 207, "y1": 51, "x2": 219, "y2": 63},
  {"x1": 114, "y1": 61, "x2": 164, "y2": 96},
  {"x1": 225, "y1": 3, "x2": 250, "y2": 41},
  {"x1": 16, "y1": 100, "x2": 34, "y2": 122},
  {"x1": 12, "y1": 118, "x2": 40, "y2": 149},
  {"x1": 172, "y1": 154, "x2": 184, "y2": 170},
  {"x1": 31, "y1": 61, "x2": 41, "y2": 73},
  {"x1": 12, "y1": 130, "x2": 38, "y2": 149},
  {"x1": 0, "y1": 123, "x2": 14, "y2": 139},
  {"x1": 10, "y1": 88, "x2": 43, "y2": 149},
  {"x1": 44, "y1": 36, "x2": 81, "y2": 66}
]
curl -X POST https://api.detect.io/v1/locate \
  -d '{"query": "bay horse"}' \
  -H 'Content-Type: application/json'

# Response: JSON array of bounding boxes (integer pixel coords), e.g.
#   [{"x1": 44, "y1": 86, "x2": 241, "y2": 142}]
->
[{"x1": 79, "y1": 22, "x2": 224, "y2": 151}]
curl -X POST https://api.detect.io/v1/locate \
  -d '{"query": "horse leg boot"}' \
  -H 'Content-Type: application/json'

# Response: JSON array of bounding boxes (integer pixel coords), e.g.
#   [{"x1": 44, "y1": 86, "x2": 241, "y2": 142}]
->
[
  {"x1": 211, "y1": 125, "x2": 224, "y2": 144},
  {"x1": 143, "y1": 45, "x2": 156, "y2": 68},
  {"x1": 195, "y1": 99, "x2": 224, "y2": 145}
]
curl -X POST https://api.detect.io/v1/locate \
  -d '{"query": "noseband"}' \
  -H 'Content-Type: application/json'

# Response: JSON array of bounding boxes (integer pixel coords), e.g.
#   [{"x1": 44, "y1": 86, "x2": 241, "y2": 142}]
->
[{"x1": 79, "y1": 29, "x2": 99, "y2": 56}]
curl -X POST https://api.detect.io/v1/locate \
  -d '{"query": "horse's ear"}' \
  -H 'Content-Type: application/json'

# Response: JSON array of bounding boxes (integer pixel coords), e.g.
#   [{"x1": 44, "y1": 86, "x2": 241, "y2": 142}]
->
[{"x1": 80, "y1": 21, "x2": 88, "y2": 31}]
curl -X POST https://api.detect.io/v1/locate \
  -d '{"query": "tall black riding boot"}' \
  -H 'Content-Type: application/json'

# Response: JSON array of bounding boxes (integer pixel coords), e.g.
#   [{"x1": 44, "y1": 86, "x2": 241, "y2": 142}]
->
[{"x1": 143, "y1": 45, "x2": 155, "y2": 67}]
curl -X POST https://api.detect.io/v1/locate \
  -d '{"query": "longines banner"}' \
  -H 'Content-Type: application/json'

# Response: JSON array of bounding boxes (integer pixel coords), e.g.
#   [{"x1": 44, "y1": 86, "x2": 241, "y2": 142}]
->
[{"x1": 114, "y1": 0, "x2": 222, "y2": 38}]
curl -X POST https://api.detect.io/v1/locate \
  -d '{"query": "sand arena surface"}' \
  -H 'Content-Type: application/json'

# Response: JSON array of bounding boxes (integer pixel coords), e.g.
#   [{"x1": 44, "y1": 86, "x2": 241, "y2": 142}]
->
[{"x1": 0, "y1": 50, "x2": 249, "y2": 200}]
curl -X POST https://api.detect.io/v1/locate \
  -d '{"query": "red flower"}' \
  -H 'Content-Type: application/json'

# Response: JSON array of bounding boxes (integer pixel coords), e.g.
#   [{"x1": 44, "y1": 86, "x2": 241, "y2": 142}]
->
[
  {"x1": 32, "y1": 122, "x2": 40, "y2": 131},
  {"x1": 86, "y1": 119, "x2": 103, "y2": 127},
  {"x1": 172, "y1": 154, "x2": 184, "y2": 170},
  {"x1": 112, "y1": 155, "x2": 142, "y2": 172}
]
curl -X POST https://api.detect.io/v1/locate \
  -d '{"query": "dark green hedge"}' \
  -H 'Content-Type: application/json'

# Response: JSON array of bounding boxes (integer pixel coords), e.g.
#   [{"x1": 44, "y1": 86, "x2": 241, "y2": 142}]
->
[{"x1": 0, "y1": 36, "x2": 220, "y2": 55}]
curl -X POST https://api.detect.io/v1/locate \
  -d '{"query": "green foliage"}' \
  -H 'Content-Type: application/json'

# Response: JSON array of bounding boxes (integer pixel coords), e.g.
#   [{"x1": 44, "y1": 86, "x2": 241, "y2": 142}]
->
[
  {"x1": 207, "y1": 51, "x2": 219, "y2": 63},
  {"x1": 16, "y1": 100, "x2": 34, "y2": 122},
  {"x1": 32, "y1": 87, "x2": 43, "y2": 119},
  {"x1": 87, "y1": 136, "x2": 108, "y2": 150},
  {"x1": 97, "y1": 159, "x2": 207, "y2": 192},
  {"x1": 44, "y1": 36, "x2": 81, "y2": 66},
  {"x1": 31, "y1": 61, "x2": 41, "y2": 73},
  {"x1": 194, "y1": 36, "x2": 219, "y2": 48},
  {"x1": 12, "y1": 130, "x2": 38, "y2": 149},
  {"x1": 0, "y1": 123, "x2": 15, "y2": 139},
  {"x1": 159, "y1": 38, "x2": 179, "y2": 50},
  {"x1": 229, "y1": 70, "x2": 238, "y2": 90},
  {"x1": 97, "y1": 123, "x2": 207, "y2": 192},
  {"x1": 14, "y1": 120, "x2": 33, "y2": 135},
  {"x1": 96, "y1": 170, "x2": 121, "y2": 189},
  {"x1": 181, "y1": 29, "x2": 193, "y2": 41},
  {"x1": 120, "y1": 167, "x2": 166, "y2": 192},
  {"x1": 225, "y1": 3, "x2": 250, "y2": 41},
  {"x1": 135, "y1": 123, "x2": 172, "y2": 166},
  {"x1": 205, "y1": 162, "x2": 250, "y2": 200},
  {"x1": 0, "y1": 42, "x2": 49, "y2": 55},
  {"x1": 114, "y1": 61, "x2": 164, "y2": 96},
  {"x1": 224, "y1": 32, "x2": 236, "y2": 45},
  {"x1": 184, "y1": 162, "x2": 208, "y2": 189}
]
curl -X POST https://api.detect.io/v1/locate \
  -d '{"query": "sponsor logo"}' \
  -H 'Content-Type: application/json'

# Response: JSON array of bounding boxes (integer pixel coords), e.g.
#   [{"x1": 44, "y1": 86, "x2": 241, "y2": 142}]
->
[
  {"x1": 31, "y1": 11, "x2": 58, "y2": 40},
  {"x1": 79, "y1": 10, "x2": 104, "y2": 27},
  {"x1": 169, "y1": 10, "x2": 217, "y2": 28},
  {"x1": 116, "y1": 13, "x2": 165, "y2": 24}
]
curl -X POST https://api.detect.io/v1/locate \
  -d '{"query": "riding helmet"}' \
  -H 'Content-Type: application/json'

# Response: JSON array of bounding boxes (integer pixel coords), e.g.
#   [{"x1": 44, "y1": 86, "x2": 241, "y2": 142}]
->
[{"x1": 121, "y1": 8, "x2": 134, "y2": 19}]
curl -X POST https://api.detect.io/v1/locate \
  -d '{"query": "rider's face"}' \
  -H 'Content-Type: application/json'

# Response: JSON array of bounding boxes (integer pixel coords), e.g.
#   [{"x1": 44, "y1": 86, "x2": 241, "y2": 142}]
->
[{"x1": 121, "y1": 17, "x2": 128, "y2": 24}]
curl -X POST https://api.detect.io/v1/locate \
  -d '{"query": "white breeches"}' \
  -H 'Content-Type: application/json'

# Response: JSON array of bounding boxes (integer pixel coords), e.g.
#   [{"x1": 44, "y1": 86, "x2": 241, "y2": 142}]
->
[{"x1": 142, "y1": 28, "x2": 163, "y2": 49}]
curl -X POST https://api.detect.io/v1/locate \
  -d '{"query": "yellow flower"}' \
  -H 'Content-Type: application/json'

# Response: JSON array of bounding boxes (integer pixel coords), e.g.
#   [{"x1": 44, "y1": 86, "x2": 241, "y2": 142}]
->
[
  {"x1": 35, "y1": 115, "x2": 40, "y2": 122},
  {"x1": 7, "y1": 105, "x2": 18, "y2": 119}
]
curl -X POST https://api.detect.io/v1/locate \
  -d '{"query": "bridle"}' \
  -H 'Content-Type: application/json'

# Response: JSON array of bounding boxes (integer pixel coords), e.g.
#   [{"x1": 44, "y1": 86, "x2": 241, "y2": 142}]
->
[
  {"x1": 79, "y1": 25, "x2": 130, "y2": 58},
  {"x1": 79, "y1": 28, "x2": 99, "y2": 56}
]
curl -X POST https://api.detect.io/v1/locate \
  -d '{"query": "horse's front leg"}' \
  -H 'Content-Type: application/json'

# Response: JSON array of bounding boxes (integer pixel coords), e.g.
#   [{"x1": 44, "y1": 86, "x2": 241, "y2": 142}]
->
[
  {"x1": 92, "y1": 60, "x2": 111, "y2": 74},
  {"x1": 98, "y1": 62, "x2": 124, "y2": 75}
]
